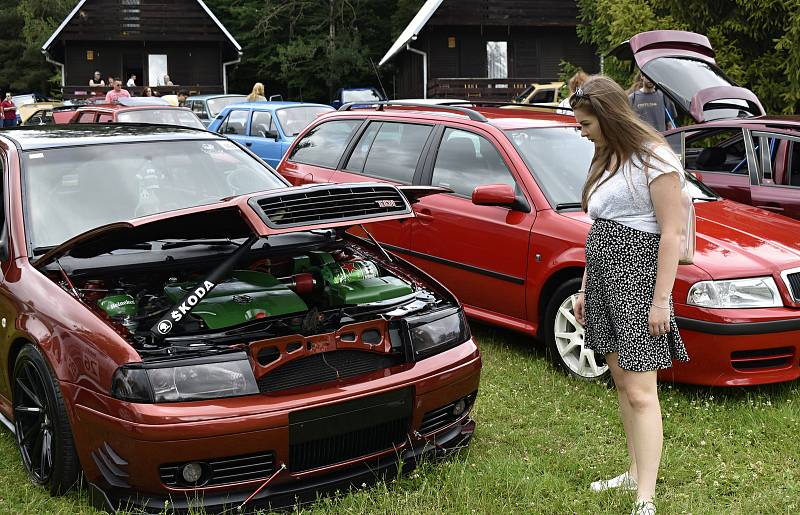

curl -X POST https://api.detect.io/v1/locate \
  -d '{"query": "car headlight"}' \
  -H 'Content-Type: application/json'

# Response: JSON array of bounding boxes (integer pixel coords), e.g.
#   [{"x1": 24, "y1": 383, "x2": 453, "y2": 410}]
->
[
  {"x1": 112, "y1": 352, "x2": 259, "y2": 403},
  {"x1": 687, "y1": 277, "x2": 783, "y2": 308},
  {"x1": 404, "y1": 307, "x2": 470, "y2": 360}
]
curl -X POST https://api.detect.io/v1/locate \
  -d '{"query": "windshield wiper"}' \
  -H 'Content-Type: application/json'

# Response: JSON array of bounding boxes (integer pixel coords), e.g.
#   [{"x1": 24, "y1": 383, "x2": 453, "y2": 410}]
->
[
  {"x1": 159, "y1": 239, "x2": 238, "y2": 250},
  {"x1": 555, "y1": 202, "x2": 582, "y2": 211},
  {"x1": 31, "y1": 242, "x2": 152, "y2": 256}
]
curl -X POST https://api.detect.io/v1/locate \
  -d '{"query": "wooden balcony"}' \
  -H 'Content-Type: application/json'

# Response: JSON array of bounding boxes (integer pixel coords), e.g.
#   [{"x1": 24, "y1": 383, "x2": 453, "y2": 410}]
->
[
  {"x1": 427, "y1": 77, "x2": 557, "y2": 101},
  {"x1": 62, "y1": 85, "x2": 226, "y2": 100}
]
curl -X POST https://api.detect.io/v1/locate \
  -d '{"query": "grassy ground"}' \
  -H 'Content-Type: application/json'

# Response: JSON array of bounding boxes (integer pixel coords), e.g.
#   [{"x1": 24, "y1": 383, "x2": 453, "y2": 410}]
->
[{"x1": 1, "y1": 323, "x2": 800, "y2": 514}]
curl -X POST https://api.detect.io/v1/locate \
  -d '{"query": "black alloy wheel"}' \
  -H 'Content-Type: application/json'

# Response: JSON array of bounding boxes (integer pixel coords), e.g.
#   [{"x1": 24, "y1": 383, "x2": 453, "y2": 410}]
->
[{"x1": 12, "y1": 344, "x2": 80, "y2": 494}]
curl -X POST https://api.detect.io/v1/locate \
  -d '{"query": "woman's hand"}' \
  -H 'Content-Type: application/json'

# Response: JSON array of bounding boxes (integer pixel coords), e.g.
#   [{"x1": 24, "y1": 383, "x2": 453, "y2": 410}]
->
[
  {"x1": 575, "y1": 292, "x2": 586, "y2": 325},
  {"x1": 648, "y1": 304, "x2": 670, "y2": 336}
]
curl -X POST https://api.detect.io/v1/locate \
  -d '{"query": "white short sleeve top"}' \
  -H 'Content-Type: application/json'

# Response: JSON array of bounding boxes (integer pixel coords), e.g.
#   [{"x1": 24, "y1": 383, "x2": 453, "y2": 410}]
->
[{"x1": 586, "y1": 144, "x2": 685, "y2": 234}]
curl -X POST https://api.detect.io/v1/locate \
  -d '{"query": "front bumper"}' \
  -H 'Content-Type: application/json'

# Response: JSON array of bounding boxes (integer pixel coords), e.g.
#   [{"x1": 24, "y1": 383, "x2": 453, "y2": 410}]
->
[{"x1": 66, "y1": 341, "x2": 481, "y2": 513}]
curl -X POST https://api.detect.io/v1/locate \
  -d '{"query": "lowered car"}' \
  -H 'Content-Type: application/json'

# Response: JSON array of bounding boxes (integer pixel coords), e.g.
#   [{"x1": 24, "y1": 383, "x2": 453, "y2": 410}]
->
[
  {"x1": 278, "y1": 101, "x2": 800, "y2": 387},
  {"x1": 611, "y1": 30, "x2": 800, "y2": 220},
  {"x1": 209, "y1": 102, "x2": 334, "y2": 168},
  {"x1": 0, "y1": 125, "x2": 480, "y2": 512}
]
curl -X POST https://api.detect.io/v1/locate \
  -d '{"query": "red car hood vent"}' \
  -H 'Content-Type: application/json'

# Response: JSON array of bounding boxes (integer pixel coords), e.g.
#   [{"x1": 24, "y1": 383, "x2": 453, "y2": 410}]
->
[
  {"x1": 33, "y1": 183, "x2": 423, "y2": 267},
  {"x1": 248, "y1": 183, "x2": 412, "y2": 229}
]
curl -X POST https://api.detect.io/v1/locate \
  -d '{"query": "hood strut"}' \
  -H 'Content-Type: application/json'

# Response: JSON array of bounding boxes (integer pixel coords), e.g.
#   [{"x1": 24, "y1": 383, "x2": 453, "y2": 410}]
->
[{"x1": 149, "y1": 235, "x2": 260, "y2": 339}]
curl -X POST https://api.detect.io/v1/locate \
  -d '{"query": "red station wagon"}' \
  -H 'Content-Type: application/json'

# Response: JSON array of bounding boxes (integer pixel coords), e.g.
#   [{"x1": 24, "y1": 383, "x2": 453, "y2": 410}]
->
[
  {"x1": 278, "y1": 102, "x2": 800, "y2": 387},
  {"x1": 613, "y1": 30, "x2": 800, "y2": 220},
  {"x1": 68, "y1": 97, "x2": 206, "y2": 129}
]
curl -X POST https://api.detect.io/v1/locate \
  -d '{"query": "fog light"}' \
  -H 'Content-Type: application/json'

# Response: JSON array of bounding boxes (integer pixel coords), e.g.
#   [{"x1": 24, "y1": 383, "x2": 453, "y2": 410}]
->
[
  {"x1": 451, "y1": 399, "x2": 466, "y2": 417},
  {"x1": 181, "y1": 462, "x2": 203, "y2": 484}
]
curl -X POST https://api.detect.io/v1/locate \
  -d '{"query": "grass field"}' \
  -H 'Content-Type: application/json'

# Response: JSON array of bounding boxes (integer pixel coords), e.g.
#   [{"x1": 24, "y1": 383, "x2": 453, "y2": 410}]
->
[{"x1": 1, "y1": 323, "x2": 799, "y2": 514}]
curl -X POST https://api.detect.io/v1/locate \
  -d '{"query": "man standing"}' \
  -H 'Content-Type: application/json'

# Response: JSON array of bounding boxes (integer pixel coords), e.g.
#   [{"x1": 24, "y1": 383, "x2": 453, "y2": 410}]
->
[
  {"x1": 1, "y1": 93, "x2": 17, "y2": 128},
  {"x1": 126, "y1": 74, "x2": 137, "y2": 87},
  {"x1": 177, "y1": 90, "x2": 188, "y2": 107},
  {"x1": 105, "y1": 80, "x2": 131, "y2": 103},
  {"x1": 629, "y1": 75, "x2": 676, "y2": 131}
]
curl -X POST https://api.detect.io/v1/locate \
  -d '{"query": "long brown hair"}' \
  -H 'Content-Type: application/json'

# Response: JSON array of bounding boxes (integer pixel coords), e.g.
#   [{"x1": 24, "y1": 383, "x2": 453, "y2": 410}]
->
[{"x1": 569, "y1": 75, "x2": 669, "y2": 210}]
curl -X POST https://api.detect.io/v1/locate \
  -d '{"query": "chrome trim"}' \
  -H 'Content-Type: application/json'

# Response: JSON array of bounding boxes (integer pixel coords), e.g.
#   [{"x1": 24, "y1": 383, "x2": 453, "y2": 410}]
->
[
  {"x1": 0, "y1": 412, "x2": 15, "y2": 434},
  {"x1": 780, "y1": 266, "x2": 800, "y2": 301}
]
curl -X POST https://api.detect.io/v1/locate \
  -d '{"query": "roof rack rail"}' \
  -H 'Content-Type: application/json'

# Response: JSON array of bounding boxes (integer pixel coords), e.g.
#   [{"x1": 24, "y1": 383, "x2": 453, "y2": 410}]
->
[
  {"x1": 435, "y1": 100, "x2": 573, "y2": 113},
  {"x1": 338, "y1": 101, "x2": 488, "y2": 122}
]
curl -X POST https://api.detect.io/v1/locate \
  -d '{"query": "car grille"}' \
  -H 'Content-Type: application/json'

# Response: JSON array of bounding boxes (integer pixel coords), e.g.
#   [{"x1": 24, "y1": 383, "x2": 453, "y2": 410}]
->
[
  {"x1": 784, "y1": 271, "x2": 800, "y2": 301},
  {"x1": 249, "y1": 183, "x2": 410, "y2": 228},
  {"x1": 257, "y1": 350, "x2": 401, "y2": 393},
  {"x1": 288, "y1": 387, "x2": 412, "y2": 472},
  {"x1": 730, "y1": 347, "x2": 795, "y2": 371},
  {"x1": 419, "y1": 392, "x2": 477, "y2": 435},
  {"x1": 160, "y1": 452, "x2": 275, "y2": 488}
]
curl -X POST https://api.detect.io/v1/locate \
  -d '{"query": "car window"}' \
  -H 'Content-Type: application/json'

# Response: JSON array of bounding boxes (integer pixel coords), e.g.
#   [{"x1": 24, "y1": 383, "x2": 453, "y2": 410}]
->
[
  {"x1": 191, "y1": 101, "x2": 208, "y2": 119},
  {"x1": 250, "y1": 111, "x2": 275, "y2": 138},
  {"x1": 751, "y1": 132, "x2": 795, "y2": 185},
  {"x1": 360, "y1": 122, "x2": 432, "y2": 183},
  {"x1": 684, "y1": 128, "x2": 751, "y2": 175},
  {"x1": 432, "y1": 128, "x2": 516, "y2": 197},
  {"x1": 288, "y1": 119, "x2": 362, "y2": 169},
  {"x1": 787, "y1": 141, "x2": 800, "y2": 187},
  {"x1": 77, "y1": 112, "x2": 95, "y2": 123},
  {"x1": 341, "y1": 89, "x2": 382, "y2": 103},
  {"x1": 97, "y1": 114, "x2": 113, "y2": 123},
  {"x1": 529, "y1": 88, "x2": 555, "y2": 103},
  {"x1": 344, "y1": 122, "x2": 381, "y2": 172},
  {"x1": 218, "y1": 110, "x2": 249, "y2": 136},
  {"x1": 207, "y1": 96, "x2": 247, "y2": 117},
  {"x1": 276, "y1": 106, "x2": 334, "y2": 136}
]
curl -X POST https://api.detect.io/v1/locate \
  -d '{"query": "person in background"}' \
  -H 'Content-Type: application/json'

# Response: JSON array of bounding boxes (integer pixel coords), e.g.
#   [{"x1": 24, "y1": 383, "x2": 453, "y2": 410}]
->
[
  {"x1": 107, "y1": 76, "x2": 115, "y2": 89},
  {"x1": 89, "y1": 71, "x2": 105, "y2": 87},
  {"x1": 571, "y1": 75, "x2": 689, "y2": 515},
  {"x1": 557, "y1": 70, "x2": 589, "y2": 115},
  {"x1": 126, "y1": 74, "x2": 137, "y2": 87},
  {"x1": 162, "y1": 74, "x2": 174, "y2": 86},
  {"x1": 142, "y1": 87, "x2": 153, "y2": 97},
  {"x1": 246, "y1": 82, "x2": 267, "y2": 102},
  {"x1": 177, "y1": 90, "x2": 188, "y2": 107},
  {"x1": 1, "y1": 93, "x2": 17, "y2": 127},
  {"x1": 629, "y1": 73, "x2": 676, "y2": 131},
  {"x1": 105, "y1": 80, "x2": 131, "y2": 103}
]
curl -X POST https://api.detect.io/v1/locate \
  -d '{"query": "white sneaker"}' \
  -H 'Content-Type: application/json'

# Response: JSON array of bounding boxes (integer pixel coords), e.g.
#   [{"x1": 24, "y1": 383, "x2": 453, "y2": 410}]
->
[
  {"x1": 631, "y1": 500, "x2": 656, "y2": 515},
  {"x1": 590, "y1": 471, "x2": 637, "y2": 492}
]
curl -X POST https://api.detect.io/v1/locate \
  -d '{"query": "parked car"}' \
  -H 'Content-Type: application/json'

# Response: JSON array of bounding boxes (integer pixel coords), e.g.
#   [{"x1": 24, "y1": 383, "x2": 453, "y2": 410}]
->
[
  {"x1": 331, "y1": 87, "x2": 386, "y2": 109},
  {"x1": 609, "y1": 30, "x2": 800, "y2": 219},
  {"x1": 68, "y1": 97, "x2": 205, "y2": 129},
  {"x1": 278, "y1": 101, "x2": 800, "y2": 387},
  {"x1": 209, "y1": 101, "x2": 334, "y2": 168},
  {"x1": 10, "y1": 93, "x2": 49, "y2": 124},
  {"x1": 0, "y1": 124, "x2": 480, "y2": 512},
  {"x1": 514, "y1": 81, "x2": 565, "y2": 105},
  {"x1": 185, "y1": 94, "x2": 247, "y2": 126}
]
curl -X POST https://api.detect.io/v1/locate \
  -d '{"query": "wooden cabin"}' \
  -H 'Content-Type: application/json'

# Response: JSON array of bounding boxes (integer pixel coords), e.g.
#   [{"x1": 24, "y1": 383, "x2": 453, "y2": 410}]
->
[
  {"x1": 41, "y1": 0, "x2": 242, "y2": 99},
  {"x1": 380, "y1": 0, "x2": 599, "y2": 100}
]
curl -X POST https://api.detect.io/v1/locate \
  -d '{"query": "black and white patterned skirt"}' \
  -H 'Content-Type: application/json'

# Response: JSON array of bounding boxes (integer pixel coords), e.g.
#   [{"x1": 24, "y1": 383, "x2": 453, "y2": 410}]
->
[{"x1": 584, "y1": 219, "x2": 690, "y2": 372}]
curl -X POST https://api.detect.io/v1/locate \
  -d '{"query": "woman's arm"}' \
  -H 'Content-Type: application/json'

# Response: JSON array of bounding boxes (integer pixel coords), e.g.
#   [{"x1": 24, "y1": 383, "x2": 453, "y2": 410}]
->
[
  {"x1": 649, "y1": 172, "x2": 683, "y2": 336},
  {"x1": 575, "y1": 268, "x2": 588, "y2": 325}
]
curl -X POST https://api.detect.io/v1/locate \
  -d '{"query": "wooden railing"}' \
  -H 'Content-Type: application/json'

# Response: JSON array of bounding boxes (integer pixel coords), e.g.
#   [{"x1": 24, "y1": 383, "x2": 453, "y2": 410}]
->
[
  {"x1": 427, "y1": 78, "x2": 557, "y2": 101},
  {"x1": 62, "y1": 85, "x2": 225, "y2": 100}
]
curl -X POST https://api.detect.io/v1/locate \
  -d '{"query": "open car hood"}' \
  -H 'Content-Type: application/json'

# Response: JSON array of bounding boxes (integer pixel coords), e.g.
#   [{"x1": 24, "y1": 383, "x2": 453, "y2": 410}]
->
[
  {"x1": 33, "y1": 183, "x2": 440, "y2": 267},
  {"x1": 609, "y1": 30, "x2": 765, "y2": 123}
]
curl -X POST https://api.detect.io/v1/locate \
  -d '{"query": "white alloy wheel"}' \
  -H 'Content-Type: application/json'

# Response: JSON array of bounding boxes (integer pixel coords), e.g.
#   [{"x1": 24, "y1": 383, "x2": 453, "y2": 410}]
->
[{"x1": 553, "y1": 293, "x2": 608, "y2": 379}]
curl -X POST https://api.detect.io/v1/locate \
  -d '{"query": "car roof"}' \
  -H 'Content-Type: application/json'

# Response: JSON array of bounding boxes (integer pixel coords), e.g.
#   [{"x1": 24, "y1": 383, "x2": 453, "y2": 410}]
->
[
  {"x1": 187, "y1": 94, "x2": 247, "y2": 101},
  {"x1": 223, "y1": 101, "x2": 333, "y2": 111},
  {"x1": 0, "y1": 124, "x2": 219, "y2": 151},
  {"x1": 317, "y1": 104, "x2": 578, "y2": 131}
]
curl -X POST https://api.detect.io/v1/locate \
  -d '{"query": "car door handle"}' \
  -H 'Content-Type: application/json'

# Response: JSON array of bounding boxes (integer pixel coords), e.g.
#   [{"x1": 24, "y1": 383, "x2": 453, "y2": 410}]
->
[
  {"x1": 756, "y1": 205, "x2": 784, "y2": 212},
  {"x1": 415, "y1": 209, "x2": 434, "y2": 222},
  {"x1": 245, "y1": 142, "x2": 252, "y2": 147}
]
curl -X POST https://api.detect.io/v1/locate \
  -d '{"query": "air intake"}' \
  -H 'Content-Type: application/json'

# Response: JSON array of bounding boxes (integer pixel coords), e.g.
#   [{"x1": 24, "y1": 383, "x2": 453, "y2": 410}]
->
[{"x1": 249, "y1": 183, "x2": 411, "y2": 228}]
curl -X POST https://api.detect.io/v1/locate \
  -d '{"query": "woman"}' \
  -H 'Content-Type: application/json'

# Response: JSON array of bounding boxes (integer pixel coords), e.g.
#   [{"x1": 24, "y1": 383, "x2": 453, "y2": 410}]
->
[
  {"x1": 246, "y1": 82, "x2": 267, "y2": 102},
  {"x1": 142, "y1": 87, "x2": 153, "y2": 97},
  {"x1": 557, "y1": 70, "x2": 588, "y2": 115},
  {"x1": 570, "y1": 75, "x2": 689, "y2": 515}
]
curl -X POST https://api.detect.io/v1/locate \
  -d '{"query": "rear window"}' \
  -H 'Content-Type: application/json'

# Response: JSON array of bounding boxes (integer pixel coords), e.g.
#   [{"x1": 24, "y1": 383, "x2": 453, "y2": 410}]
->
[
  {"x1": 288, "y1": 119, "x2": 362, "y2": 169},
  {"x1": 276, "y1": 106, "x2": 334, "y2": 136},
  {"x1": 116, "y1": 109, "x2": 205, "y2": 129}
]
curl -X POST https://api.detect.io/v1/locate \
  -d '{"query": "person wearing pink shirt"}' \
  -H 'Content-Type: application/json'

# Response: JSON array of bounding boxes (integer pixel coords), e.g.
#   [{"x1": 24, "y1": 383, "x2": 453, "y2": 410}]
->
[{"x1": 105, "y1": 81, "x2": 131, "y2": 103}]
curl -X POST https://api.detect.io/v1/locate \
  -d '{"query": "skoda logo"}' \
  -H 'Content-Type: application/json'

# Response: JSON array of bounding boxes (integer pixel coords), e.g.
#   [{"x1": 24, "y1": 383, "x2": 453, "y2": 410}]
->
[{"x1": 157, "y1": 320, "x2": 173, "y2": 334}]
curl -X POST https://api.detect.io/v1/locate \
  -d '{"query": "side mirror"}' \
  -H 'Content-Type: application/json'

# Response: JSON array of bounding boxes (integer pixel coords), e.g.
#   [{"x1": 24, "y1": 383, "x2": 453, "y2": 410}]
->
[
  {"x1": 472, "y1": 184, "x2": 530, "y2": 212},
  {"x1": 265, "y1": 130, "x2": 279, "y2": 141}
]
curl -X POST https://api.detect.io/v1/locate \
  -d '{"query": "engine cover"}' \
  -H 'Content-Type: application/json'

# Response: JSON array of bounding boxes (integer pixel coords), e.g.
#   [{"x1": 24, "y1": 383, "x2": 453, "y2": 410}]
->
[{"x1": 164, "y1": 270, "x2": 308, "y2": 329}]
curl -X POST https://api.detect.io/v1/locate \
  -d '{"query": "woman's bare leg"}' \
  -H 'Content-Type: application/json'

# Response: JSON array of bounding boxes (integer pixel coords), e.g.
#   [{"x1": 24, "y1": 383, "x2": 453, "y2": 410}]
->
[
  {"x1": 606, "y1": 353, "x2": 637, "y2": 481},
  {"x1": 620, "y1": 368, "x2": 661, "y2": 502}
]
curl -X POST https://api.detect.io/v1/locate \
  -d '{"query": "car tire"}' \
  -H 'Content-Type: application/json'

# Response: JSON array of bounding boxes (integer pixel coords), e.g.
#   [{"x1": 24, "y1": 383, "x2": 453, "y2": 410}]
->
[
  {"x1": 12, "y1": 344, "x2": 81, "y2": 495},
  {"x1": 544, "y1": 278, "x2": 610, "y2": 381}
]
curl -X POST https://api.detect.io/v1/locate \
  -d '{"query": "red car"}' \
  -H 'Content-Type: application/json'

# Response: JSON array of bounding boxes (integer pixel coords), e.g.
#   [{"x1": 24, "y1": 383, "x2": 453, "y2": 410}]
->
[
  {"x1": 0, "y1": 125, "x2": 480, "y2": 511},
  {"x1": 68, "y1": 97, "x2": 205, "y2": 129},
  {"x1": 277, "y1": 102, "x2": 800, "y2": 387},
  {"x1": 612, "y1": 30, "x2": 800, "y2": 220}
]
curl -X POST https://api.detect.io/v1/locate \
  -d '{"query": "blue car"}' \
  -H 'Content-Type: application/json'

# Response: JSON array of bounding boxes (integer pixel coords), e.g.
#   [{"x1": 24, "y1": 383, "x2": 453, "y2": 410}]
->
[{"x1": 208, "y1": 101, "x2": 334, "y2": 167}]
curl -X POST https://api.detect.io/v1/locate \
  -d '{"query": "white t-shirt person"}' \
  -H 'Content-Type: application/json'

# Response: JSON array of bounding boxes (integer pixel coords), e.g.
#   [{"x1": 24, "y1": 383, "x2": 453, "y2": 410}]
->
[{"x1": 587, "y1": 144, "x2": 686, "y2": 234}]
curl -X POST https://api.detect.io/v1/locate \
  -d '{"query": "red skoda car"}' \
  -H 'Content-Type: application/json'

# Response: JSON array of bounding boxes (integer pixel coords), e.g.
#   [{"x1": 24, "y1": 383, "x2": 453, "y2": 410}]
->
[
  {"x1": 0, "y1": 125, "x2": 480, "y2": 512},
  {"x1": 612, "y1": 30, "x2": 800, "y2": 220},
  {"x1": 278, "y1": 102, "x2": 800, "y2": 387}
]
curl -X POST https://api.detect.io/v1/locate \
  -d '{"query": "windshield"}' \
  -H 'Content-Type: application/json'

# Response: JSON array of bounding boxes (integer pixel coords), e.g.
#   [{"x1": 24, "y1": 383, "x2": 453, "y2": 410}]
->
[
  {"x1": 642, "y1": 57, "x2": 753, "y2": 121},
  {"x1": 207, "y1": 96, "x2": 247, "y2": 117},
  {"x1": 342, "y1": 89, "x2": 382, "y2": 103},
  {"x1": 116, "y1": 109, "x2": 205, "y2": 129},
  {"x1": 505, "y1": 127, "x2": 717, "y2": 208},
  {"x1": 23, "y1": 140, "x2": 286, "y2": 249},
  {"x1": 276, "y1": 106, "x2": 334, "y2": 136}
]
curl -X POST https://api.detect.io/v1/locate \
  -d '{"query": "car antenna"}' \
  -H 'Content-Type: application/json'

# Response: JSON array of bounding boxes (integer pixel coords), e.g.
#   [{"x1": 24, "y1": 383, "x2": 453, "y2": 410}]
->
[{"x1": 369, "y1": 57, "x2": 389, "y2": 100}]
